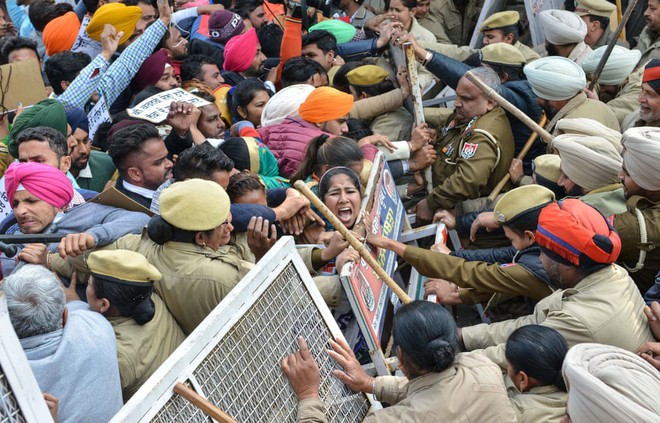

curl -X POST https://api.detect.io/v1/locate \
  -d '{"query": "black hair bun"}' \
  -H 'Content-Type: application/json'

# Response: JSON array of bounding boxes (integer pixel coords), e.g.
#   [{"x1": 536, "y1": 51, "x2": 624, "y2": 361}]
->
[
  {"x1": 425, "y1": 338, "x2": 455, "y2": 372},
  {"x1": 147, "y1": 215, "x2": 174, "y2": 245}
]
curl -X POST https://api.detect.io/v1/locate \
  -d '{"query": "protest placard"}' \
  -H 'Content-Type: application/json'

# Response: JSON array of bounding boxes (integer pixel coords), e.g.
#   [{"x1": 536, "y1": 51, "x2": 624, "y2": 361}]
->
[
  {"x1": 0, "y1": 59, "x2": 47, "y2": 112},
  {"x1": 339, "y1": 155, "x2": 405, "y2": 369},
  {"x1": 127, "y1": 88, "x2": 211, "y2": 123},
  {"x1": 87, "y1": 96, "x2": 111, "y2": 141}
]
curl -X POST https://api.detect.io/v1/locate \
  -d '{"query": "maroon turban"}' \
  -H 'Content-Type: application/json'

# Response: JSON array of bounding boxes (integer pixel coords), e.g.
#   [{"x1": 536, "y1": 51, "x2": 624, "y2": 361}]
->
[{"x1": 131, "y1": 49, "x2": 170, "y2": 92}]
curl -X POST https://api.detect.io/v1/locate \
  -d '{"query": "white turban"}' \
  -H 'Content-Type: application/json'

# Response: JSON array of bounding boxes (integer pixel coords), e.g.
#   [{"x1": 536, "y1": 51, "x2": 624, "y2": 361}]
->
[
  {"x1": 553, "y1": 134, "x2": 623, "y2": 191},
  {"x1": 539, "y1": 10, "x2": 587, "y2": 45},
  {"x1": 555, "y1": 118, "x2": 622, "y2": 153},
  {"x1": 260, "y1": 84, "x2": 315, "y2": 127},
  {"x1": 582, "y1": 46, "x2": 642, "y2": 86},
  {"x1": 621, "y1": 126, "x2": 660, "y2": 191},
  {"x1": 524, "y1": 57, "x2": 586, "y2": 101},
  {"x1": 563, "y1": 343, "x2": 660, "y2": 423}
]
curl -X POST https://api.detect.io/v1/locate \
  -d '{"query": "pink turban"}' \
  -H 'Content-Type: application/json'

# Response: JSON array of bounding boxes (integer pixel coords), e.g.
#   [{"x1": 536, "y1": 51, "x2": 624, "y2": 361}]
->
[
  {"x1": 5, "y1": 162, "x2": 74, "y2": 209},
  {"x1": 223, "y1": 28, "x2": 258, "y2": 73}
]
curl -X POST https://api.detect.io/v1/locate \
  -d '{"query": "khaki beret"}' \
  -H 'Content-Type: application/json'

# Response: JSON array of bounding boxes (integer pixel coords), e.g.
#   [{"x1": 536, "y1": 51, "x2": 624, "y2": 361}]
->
[
  {"x1": 480, "y1": 11, "x2": 520, "y2": 31},
  {"x1": 494, "y1": 185, "x2": 555, "y2": 224},
  {"x1": 160, "y1": 179, "x2": 230, "y2": 231},
  {"x1": 575, "y1": 0, "x2": 616, "y2": 18},
  {"x1": 88, "y1": 250, "x2": 162, "y2": 285},
  {"x1": 346, "y1": 65, "x2": 389, "y2": 87},
  {"x1": 481, "y1": 43, "x2": 526, "y2": 67},
  {"x1": 533, "y1": 154, "x2": 562, "y2": 183}
]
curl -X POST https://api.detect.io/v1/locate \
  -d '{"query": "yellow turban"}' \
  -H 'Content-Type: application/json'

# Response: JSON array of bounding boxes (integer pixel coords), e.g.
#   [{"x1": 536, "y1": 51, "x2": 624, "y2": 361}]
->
[
  {"x1": 43, "y1": 12, "x2": 80, "y2": 57},
  {"x1": 298, "y1": 87, "x2": 354, "y2": 123},
  {"x1": 87, "y1": 3, "x2": 142, "y2": 45}
]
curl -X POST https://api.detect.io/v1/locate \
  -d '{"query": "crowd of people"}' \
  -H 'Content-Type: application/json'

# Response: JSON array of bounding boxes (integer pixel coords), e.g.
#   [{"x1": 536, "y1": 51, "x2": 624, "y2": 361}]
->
[{"x1": 0, "y1": 0, "x2": 660, "y2": 420}]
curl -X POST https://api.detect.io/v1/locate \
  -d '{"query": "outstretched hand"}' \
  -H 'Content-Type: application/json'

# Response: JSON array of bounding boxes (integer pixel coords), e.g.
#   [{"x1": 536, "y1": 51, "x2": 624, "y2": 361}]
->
[
  {"x1": 281, "y1": 337, "x2": 321, "y2": 401},
  {"x1": 328, "y1": 337, "x2": 374, "y2": 393}
]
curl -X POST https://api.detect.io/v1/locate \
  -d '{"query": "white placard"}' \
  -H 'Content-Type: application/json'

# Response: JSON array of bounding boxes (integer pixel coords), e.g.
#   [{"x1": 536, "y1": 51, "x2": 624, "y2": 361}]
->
[
  {"x1": 87, "y1": 95, "x2": 111, "y2": 142},
  {"x1": 127, "y1": 88, "x2": 211, "y2": 124}
]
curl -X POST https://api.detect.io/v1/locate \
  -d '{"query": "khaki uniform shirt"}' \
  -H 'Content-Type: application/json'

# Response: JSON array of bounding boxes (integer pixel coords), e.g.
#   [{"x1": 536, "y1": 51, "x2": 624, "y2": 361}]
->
[
  {"x1": 110, "y1": 294, "x2": 185, "y2": 401},
  {"x1": 579, "y1": 184, "x2": 627, "y2": 217},
  {"x1": 428, "y1": 107, "x2": 514, "y2": 211},
  {"x1": 606, "y1": 65, "x2": 643, "y2": 125},
  {"x1": 592, "y1": 27, "x2": 629, "y2": 49},
  {"x1": 546, "y1": 92, "x2": 621, "y2": 134},
  {"x1": 403, "y1": 246, "x2": 554, "y2": 302},
  {"x1": 567, "y1": 41, "x2": 593, "y2": 65},
  {"x1": 420, "y1": 0, "x2": 462, "y2": 45},
  {"x1": 515, "y1": 41, "x2": 541, "y2": 63},
  {"x1": 508, "y1": 383, "x2": 567, "y2": 423},
  {"x1": 108, "y1": 232, "x2": 252, "y2": 335},
  {"x1": 614, "y1": 195, "x2": 660, "y2": 293},
  {"x1": 370, "y1": 107, "x2": 413, "y2": 141},
  {"x1": 462, "y1": 264, "x2": 655, "y2": 369},
  {"x1": 621, "y1": 108, "x2": 660, "y2": 131},
  {"x1": 419, "y1": 0, "x2": 463, "y2": 45},
  {"x1": 635, "y1": 27, "x2": 660, "y2": 71},
  {"x1": 296, "y1": 353, "x2": 517, "y2": 422},
  {"x1": 350, "y1": 88, "x2": 404, "y2": 121}
]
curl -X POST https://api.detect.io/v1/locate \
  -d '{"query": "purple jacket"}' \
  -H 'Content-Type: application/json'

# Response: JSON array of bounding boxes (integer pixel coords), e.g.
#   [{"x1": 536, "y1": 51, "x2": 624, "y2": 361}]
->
[{"x1": 257, "y1": 117, "x2": 326, "y2": 178}]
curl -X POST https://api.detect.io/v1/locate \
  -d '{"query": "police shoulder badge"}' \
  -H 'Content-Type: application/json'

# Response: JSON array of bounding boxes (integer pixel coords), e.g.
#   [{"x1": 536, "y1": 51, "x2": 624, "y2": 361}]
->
[{"x1": 460, "y1": 142, "x2": 479, "y2": 159}]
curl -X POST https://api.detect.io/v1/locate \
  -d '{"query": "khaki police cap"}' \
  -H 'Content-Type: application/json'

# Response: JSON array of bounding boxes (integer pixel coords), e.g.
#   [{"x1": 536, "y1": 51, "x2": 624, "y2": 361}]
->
[
  {"x1": 88, "y1": 250, "x2": 162, "y2": 285},
  {"x1": 494, "y1": 185, "x2": 555, "y2": 224},
  {"x1": 346, "y1": 65, "x2": 389, "y2": 87},
  {"x1": 480, "y1": 11, "x2": 520, "y2": 32},
  {"x1": 533, "y1": 154, "x2": 562, "y2": 184},
  {"x1": 575, "y1": 0, "x2": 616, "y2": 18},
  {"x1": 481, "y1": 43, "x2": 526, "y2": 67},
  {"x1": 160, "y1": 178, "x2": 230, "y2": 231}
]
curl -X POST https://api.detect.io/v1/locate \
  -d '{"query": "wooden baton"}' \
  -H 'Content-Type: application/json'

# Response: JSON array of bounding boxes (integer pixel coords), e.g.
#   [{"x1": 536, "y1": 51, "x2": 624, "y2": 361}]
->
[
  {"x1": 487, "y1": 113, "x2": 548, "y2": 201},
  {"x1": 588, "y1": 0, "x2": 639, "y2": 91},
  {"x1": 173, "y1": 383, "x2": 237, "y2": 423},
  {"x1": 293, "y1": 180, "x2": 413, "y2": 304},
  {"x1": 464, "y1": 70, "x2": 554, "y2": 144},
  {"x1": 403, "y1": 42, "x2": 434, "y2": 195}
]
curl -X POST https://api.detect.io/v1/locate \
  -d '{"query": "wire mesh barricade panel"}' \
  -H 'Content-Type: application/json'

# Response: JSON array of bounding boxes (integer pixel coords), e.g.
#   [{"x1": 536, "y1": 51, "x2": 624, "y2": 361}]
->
[
  {"x1": 0, "y1": 368, "x2": 26, "y2": 423},
  {"x1": 191, "y1": 263, "x2": 370, "y2": 423},
  {"x1": 112, "y1": 238, "x2": 374, "y2": 423},
  {"x1": 150, "y1": 381, "x2": 209, "y2": 423}
]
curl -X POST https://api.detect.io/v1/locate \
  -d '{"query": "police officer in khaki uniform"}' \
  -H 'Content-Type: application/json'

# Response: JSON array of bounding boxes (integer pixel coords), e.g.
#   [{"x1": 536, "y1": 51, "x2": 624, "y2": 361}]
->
[
  {"x1": 524, "y1": 56, "x2": 620, "y2": 134},
  {"x1": 460, "y1": 199, "x2": 655, "y2": 369},
  {"x1": 346, "y1": 65, "x2": 414, "y2": 142},
  {"x1": 415, "y1": 11, "x2": 540, "y2": 64},
  {"x1": 85, "y1": 250, "x2": 186, "y2": 401},
  {"x1": 552, "y1": 133, "x2": 627, "y2": 217},
  {"x1": 368, "y1": 185, "x2": 556, "y2": 305},
  {"x1": 575, "y1": 0, "x2": 622, "y2": 48},
  {"x1": 415, "y1": 67, "x2": 514, "y2": 222},
  {"x1": 50, "y1": 179, "x2": 253, "y2": 335},
  {"x1": 614, "y1": 127, "x2": 660, "y2": 293},
  {"x1": 480, "y1": 11, "x2": 540, "y2": 63}
]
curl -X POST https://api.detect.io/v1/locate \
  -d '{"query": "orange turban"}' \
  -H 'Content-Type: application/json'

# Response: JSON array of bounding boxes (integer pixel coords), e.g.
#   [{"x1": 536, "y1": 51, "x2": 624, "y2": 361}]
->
[
  {"x1": 43, "y1": 12, "x2": 80, "y2": 57},
  {"x1": 536, "y1": 199, "x2": 621, "y2": 266},
  {"x1": 87, "y1": 3, "x2": 142, "y2": 45},
  {"x1": 298, "y1": 87, "x2": 354, "y2": 123}
]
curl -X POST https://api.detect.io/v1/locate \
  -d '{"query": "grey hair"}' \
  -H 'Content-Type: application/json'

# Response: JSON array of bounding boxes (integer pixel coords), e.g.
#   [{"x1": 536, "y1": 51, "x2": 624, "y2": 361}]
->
[
  {"x1": 469, "y1": 66, "x2": 503, "y2": 96},
  {"x1": 1, "y1": 265, "x2": 66, "y2": 339}
]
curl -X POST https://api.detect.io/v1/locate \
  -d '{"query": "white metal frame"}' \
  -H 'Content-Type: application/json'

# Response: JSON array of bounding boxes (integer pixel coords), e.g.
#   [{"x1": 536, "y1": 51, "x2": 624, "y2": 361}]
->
[
  {"x1": 112, "y1": 237, "x2": 377, "y2": 422},
  {"x1": 0, "y1": 293, "x2": 54, "y2": 423}
]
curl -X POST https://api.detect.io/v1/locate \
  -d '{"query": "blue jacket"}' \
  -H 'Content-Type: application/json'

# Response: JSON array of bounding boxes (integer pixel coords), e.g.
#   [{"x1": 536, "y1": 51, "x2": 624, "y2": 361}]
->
[
  {"x1": 425, "y1": 51, "x2": 544, "y2": 174},
  {"x1": 1, "y1": 202, "x2": 150, "y2": 275}
]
